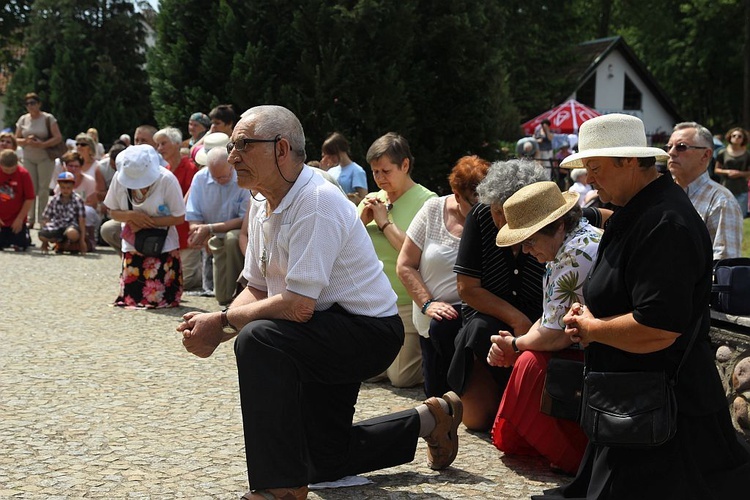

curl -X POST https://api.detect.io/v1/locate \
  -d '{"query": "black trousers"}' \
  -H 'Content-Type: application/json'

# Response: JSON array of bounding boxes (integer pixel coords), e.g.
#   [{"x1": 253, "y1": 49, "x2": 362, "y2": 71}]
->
[{"x1": 234, "y1": 306, "x2": 421, "y2": 490}]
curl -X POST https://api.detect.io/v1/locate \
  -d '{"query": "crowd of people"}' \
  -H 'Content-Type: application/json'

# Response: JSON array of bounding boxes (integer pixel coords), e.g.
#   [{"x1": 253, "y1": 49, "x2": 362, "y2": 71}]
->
[{"x1": 2, "y1": 95, "x2": 750, "y2": 499}]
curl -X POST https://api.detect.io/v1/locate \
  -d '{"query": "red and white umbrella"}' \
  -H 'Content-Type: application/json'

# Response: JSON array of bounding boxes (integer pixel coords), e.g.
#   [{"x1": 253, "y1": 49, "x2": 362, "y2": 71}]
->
[{"x1": 522, "y1": 99, "x2": 601, "y2": 135}]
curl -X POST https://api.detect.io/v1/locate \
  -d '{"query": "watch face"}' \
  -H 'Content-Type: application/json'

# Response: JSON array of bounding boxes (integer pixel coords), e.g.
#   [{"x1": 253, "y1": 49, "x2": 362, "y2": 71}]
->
[{"x1": 222, "y1": 325, "x2": 237, "y2": 334}]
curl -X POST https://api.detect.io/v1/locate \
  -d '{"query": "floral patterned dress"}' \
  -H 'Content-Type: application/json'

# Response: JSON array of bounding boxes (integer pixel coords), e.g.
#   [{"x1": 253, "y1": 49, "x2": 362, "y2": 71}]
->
[
  {"x1": 115, "y1": 249, "x2": 182, "y2": 309},
  {"x1": 491, "y1": 218, "x2": 601, "y2": 474}
]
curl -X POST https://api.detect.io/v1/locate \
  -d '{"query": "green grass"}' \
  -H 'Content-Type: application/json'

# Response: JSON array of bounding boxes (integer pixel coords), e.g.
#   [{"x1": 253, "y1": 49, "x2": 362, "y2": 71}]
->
[{"x1": 744, "y1": 218, "x2": 750, "y2": 257}]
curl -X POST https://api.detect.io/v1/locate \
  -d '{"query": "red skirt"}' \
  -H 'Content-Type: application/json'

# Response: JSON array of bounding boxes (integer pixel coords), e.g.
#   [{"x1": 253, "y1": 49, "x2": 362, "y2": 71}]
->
[{"x1": 491, "y1": 349, "x2": 587, "y2": 474}]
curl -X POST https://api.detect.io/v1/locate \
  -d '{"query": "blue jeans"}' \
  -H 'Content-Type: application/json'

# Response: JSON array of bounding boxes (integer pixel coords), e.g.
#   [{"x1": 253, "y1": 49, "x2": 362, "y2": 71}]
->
[{"x1": 735, "y1": 191, "x2": 748, "y2": 218}]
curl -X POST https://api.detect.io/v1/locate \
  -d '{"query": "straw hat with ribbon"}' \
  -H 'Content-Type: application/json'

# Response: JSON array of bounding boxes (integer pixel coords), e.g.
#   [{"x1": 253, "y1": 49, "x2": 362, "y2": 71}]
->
[{"x1": 495, "y1": 181, "x2": 579, "y2": 247}]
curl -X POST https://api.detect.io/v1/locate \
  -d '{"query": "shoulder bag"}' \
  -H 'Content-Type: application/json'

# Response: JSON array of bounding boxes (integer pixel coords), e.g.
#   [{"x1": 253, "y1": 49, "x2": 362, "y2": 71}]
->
[
  {"x1": 540, "y1": 355, "x2": 584, "y2": 421},
  {"x1": 127, "y1": 190, "x2": 168, "y2": 257},
  {"x1": 579, "y1": 320, "x2": 699, "y2": 448},
  {"x1": 44, "y1": 114, "x2": 67, "y2": 160}
]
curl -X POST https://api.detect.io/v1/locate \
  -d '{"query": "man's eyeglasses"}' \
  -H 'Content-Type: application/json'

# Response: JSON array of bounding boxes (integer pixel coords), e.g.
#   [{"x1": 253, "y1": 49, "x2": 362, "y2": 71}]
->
[
  {"x1": 665, "y1": 142, "x2": 708, "y2": 153},
  {"x1": 226, "y1": 135, "x2": 280, "y2": 155},
  {"x1": 521, "y1": 237, "x2": 536, "y2": 249}
]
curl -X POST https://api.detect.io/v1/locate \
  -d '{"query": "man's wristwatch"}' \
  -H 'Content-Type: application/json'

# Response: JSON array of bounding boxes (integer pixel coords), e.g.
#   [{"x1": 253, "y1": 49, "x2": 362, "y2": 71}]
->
[
  {"x1": 512, "y1": 337, "x2": 521, "y2": 354},
  {"x1": 220, "y1": 307, "x2": 238, "y2": 335}
]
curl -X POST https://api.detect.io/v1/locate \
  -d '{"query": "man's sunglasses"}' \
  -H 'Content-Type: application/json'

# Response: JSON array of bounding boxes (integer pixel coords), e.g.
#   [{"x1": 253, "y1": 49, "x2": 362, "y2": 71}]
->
[{"x1": 665, "y1": 142, "x2": 708, "y2": 153}]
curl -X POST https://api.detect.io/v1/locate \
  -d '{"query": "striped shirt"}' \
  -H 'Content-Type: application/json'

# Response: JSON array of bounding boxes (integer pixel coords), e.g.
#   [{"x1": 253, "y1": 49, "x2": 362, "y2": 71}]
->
[{"x1": 454, "y1": 203, "x2": 545, "y2": 323}]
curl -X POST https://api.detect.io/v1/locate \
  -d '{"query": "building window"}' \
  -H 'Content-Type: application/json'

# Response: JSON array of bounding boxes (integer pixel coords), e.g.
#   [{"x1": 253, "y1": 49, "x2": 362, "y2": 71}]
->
[
  {"x1": 577, "y1": 75, "x2": 596, "y2": 107},
  {"x1": 623, "y1": 75, "x2": 642, "y2": 110}
]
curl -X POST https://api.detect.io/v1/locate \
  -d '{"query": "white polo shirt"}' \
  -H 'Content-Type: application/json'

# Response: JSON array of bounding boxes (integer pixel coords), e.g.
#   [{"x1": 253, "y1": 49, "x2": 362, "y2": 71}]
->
[{"x1": 243, "y1": 166, "x2": 398, "y2": 317}]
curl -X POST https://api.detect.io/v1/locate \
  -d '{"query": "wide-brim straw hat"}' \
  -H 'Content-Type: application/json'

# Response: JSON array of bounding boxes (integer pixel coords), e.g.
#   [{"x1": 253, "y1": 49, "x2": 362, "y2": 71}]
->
[
  {"x1": 560, "y1": 113, "x2": 669, "y2": 169},
  {"x1": 195, "y1": 132, "x2": 230, "y2": 166},
  {"x1": 115, "y1": 144, "x2": 162, "y2": 190},
  {"x1": 496, "y1": 181, "x2": 579, "y2": 247}
]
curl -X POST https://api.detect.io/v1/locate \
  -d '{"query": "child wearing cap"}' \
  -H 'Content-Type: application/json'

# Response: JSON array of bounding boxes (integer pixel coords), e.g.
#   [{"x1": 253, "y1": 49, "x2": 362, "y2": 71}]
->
[{"x1": 38, "y1": 171, "x2": 87, "y2": 254}]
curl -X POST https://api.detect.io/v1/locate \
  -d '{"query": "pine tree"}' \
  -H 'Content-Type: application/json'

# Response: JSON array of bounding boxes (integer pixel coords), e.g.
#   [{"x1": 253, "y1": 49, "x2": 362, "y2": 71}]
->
[{"x1": 5, "y1": 0, "x2": 152, "y2": 144}]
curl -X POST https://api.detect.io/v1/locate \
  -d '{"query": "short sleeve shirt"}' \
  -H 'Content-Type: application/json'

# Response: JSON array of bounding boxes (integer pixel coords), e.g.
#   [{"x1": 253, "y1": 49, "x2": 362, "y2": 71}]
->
[
  {"x1": 541, "y1": 219, "x2": 601, "y2": 329},
  {"x1": 328, "y1": 161, "x2": 367, "y2": 194},
  {"x1": 0, "y1": 166, "x2": 35, "y2": 225},
  {"x1": 454, "y1": 203, "x2": 545, "y2": 323},
  {"x1": 242, "y1": 166, "x2": 397, "y2": 317}
]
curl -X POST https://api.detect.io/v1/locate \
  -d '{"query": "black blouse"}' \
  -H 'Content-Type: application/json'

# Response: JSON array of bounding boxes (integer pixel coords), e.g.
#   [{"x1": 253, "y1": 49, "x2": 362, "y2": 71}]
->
[
  {"x1": 584, "y1": 174, "x2": 725, "y2": 415},
  {"x1": 454, "y1": 203, "x2": 545, "y2": 324}
]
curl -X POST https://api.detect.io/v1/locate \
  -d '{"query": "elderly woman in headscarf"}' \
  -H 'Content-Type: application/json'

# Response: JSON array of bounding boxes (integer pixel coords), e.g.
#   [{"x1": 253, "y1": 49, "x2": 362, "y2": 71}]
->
[
  {"x1": 486, "y1": 181, "x2": 601, "y2": 474},
  {"x1": 103, "y1": 144, "x2": 186, "y2": 308}
]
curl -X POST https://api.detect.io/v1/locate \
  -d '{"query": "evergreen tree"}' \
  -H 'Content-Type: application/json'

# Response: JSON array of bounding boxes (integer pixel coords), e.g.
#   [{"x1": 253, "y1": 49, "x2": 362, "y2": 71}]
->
[{"x1": 5, "y1": 0, "x2": 152, "y2": 144}]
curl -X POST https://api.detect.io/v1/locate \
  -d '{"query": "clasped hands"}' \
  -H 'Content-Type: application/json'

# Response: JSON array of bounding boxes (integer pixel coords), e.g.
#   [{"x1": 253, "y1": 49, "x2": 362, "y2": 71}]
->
[
  {"x1": 360, "y1": 196, "x2": 389, "y2": 227},
  {"x1": 486, "y1": 302, "x2": 593, "y2": 367},
  {"x1": 177, "y1": 311, "x2": 225, "y2": 358}
]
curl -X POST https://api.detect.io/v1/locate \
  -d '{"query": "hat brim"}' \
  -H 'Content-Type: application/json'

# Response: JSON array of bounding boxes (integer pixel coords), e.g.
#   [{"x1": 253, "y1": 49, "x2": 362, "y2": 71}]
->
[
  {"x1": 560, "y1": 146, "x2": 669, "y2": 169},
  {"x1": 495, "y1": 192, "x2": 579, "y2": 247},
  {"x1": 117, "y1": 167, "x2": 161, "y2": 190},
  {"x1": 195, "y1": 149, "x2": 208, "y2": 166}
]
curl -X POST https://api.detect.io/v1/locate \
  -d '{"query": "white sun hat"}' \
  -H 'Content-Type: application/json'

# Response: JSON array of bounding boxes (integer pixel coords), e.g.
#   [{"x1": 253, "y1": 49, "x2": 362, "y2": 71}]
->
[
  {"x1": 560, "y1": 113, "x2": 669, "y2": 169},
  {"x1": 194, "y1": 132, "x2": 230, "y2": 166},
  {"x1": 115, "y1": 144, "x2": 162, "y2": 190}
]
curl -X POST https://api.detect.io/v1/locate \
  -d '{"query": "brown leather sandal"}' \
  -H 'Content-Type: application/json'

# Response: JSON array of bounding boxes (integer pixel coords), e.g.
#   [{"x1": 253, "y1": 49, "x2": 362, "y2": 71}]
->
[{"x1": 423, "y1": 391, "x2": 463, "y2": 470}]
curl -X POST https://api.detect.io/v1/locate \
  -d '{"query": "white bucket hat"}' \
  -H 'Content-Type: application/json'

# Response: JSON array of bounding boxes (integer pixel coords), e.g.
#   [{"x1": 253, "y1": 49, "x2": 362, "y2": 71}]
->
[
  {"x1": 496, "y1": 181, "x2": 579, "y2": 247},
  {"x1": 115, "y1": 144, "x2": 162, "y2": 190},
  {"x1": 560, "y1": 113, "x2": 668, "y2": 169},
  {"x1": 194, "y1": 132, "x2": 230, "y2": 166}
]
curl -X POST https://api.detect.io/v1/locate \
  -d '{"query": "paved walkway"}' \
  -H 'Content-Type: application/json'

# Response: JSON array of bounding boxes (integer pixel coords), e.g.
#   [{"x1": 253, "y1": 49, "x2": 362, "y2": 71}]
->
[{"x1": 0, "y1": 236, "x2": 567, "y2": 499}]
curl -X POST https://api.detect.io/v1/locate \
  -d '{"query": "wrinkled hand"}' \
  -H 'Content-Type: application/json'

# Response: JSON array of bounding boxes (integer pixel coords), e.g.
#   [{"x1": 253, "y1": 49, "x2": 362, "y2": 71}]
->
[
  {"x1": 359, "y1": 197, "x2": 376, "y2": 226},
  {"x1": 366, "y1": 198, "x2": 389, "y2": 228},
  {"x1": 425, "y1": 301, "x2": 459, "y2": 321},
  {"x1": 188, "y1": 224, "x2": 211, "y2": 248},
  {"x1": 563, "y1": 302, "x2": 593, "y2": 346},
  {"x1": 487, "y1": 330, "x2": 517, "y2": 367},
  {"x1": 178, "y1": 311, "x2": 225, "y2": 358}
]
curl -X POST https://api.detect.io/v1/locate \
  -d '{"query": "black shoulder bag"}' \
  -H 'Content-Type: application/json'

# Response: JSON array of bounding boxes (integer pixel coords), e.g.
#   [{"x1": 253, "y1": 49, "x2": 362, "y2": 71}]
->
[
  {"x1": 579, "y1": 321, "x2": 699, "y2": 448},
  {"x1": 127, "y1": 190, "x2": 168, "y2": 257}
]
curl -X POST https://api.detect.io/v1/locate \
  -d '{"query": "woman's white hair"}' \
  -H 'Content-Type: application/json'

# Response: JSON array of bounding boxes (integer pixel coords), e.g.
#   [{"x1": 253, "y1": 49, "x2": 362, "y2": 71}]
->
[
  {"x1": 154, "y1": 127, "x2": 183, "y2": 145},
  {"x1": 477, "y1": 159, "x2": 548, "y2": 206}
]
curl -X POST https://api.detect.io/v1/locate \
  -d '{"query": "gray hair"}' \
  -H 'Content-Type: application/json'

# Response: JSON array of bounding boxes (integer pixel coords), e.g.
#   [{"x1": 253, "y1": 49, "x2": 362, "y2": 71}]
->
[
  {"x1": 154, "y1": 127, "x2": 183, "y2": 145},
  {"x1": 477, "y1": 159, "x2": 547, "y2": 206},
  {"x1": 240, "y1": 105, "x2": 306, "y2": 162},
  {"x1": 206, "y1": 146, "x2": 229, "y2": 169},
  {"x1": 673, "y1": 122, "x2": 713, "y2": 148}
]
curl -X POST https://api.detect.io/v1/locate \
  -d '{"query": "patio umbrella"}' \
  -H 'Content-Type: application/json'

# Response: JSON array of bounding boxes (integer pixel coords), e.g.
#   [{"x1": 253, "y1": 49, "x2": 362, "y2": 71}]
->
[{"x1": 521, "y1": 99, "x2": 601, "y2": 136}]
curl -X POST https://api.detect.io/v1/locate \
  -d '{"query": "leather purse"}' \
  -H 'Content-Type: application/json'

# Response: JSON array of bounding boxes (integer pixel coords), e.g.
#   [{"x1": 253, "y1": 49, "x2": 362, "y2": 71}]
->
[
  {"x1": 579, "y1": 321, "x2": 698, "y2": 449},
  {"x1": 127, "y1": 190, "x2": 168, "y2": 256},
  {"x1": 44, "y1": 114, "x2": 67, "y2": 160},
  {"x1": 540, "y1": 356, "x2": 584, "y2": 421}
]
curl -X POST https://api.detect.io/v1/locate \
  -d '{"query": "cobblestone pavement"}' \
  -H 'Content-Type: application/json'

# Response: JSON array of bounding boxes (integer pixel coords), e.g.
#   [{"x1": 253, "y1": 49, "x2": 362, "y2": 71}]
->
[{"x1": 0, "y1": 236, "x2": 567, "y2": 499}]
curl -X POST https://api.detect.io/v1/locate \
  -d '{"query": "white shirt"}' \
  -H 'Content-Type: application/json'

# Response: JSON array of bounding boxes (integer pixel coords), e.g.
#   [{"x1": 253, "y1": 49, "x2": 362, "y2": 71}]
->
[
  {"x1": 405, "y1": 196, "x2": 462, "y2": 337},
  {"x1": 103, "y1": 167, "x2": 186, "y2": 253},
  {"x1": 242, "y1": 166, "x2": 397, "y2": 317}
]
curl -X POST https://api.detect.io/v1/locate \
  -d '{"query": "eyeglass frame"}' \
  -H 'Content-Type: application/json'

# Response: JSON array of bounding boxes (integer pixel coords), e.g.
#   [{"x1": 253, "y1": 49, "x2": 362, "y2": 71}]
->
[
  {"x1": 75, "y1": 142, "x2": 90, "y2": 147},
  {"x1": 226, "y1": 134, "x2": 281, "y2": 155},
  {"x1": 24, "y1": 100, "x2": 39, "y2": 106},
  {"x1": 665, "y1": 142, "x2": 708, "y2": 153}
]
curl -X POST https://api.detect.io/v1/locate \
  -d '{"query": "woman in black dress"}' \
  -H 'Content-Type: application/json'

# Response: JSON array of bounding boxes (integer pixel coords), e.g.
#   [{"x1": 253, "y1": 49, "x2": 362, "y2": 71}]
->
[{"x1": 539, "y1": 114, "x2": 750, "y2": 499}]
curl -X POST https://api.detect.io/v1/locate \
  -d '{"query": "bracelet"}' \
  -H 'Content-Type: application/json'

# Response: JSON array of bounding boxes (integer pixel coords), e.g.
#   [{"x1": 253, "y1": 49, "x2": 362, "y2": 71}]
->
[
  {"x1": 512, "y1": 337, "x2": 521, "y2": 354},
  {"x1": 421, "y1": 299, "x2": 436, "y2": 315},
  {"x1": 377, "y1": 221, "x2": 392, "y2": 232}
]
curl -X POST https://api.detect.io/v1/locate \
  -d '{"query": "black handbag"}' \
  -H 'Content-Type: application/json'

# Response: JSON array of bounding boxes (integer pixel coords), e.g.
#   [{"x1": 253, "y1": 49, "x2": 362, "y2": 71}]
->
[
  {"x1": 540, "y1": 356, "x2": 584, "y2": 421},
  {"x1": 134, "y1": 228, "x2": 168, "y2": 256},
  {"x1": 127, "y1": 190, "x2": 168, "y2": 256},
  {"x1": 711, "y1": 258, "x2": 750, "y2": 315},
  {"x1": 579, "y1": 321, "x2": 698, "y2": 449}
]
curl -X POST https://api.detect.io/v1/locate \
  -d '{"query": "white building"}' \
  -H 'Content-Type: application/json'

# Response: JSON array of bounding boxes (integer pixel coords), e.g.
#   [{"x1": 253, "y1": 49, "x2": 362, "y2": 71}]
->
[{"x1": 569, "y1": 36, "x2": 681, "y2": 142}]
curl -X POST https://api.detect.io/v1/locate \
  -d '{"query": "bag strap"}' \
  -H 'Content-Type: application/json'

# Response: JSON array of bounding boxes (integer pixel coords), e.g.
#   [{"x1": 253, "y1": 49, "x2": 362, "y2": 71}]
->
[
  {"x1": 126, "y1": 189, "x2": 133, "y2": 210},
  {"x1": 44, "y1": 113, "x2": 51, "y2": 138}
]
